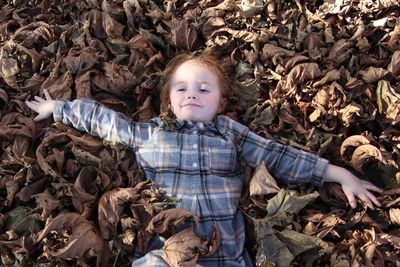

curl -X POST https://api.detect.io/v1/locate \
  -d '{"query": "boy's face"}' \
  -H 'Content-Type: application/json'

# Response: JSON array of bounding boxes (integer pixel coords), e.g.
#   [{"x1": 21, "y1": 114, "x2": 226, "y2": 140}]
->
[{"x1": 169, "y1": 60, "x2": 226, "y2": 122}]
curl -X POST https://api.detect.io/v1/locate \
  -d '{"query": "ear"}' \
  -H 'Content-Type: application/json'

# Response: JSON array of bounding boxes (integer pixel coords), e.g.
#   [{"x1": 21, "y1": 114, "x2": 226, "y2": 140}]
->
[{"x1": 218, "y1": 97, "x2": 228, "y2": 114}]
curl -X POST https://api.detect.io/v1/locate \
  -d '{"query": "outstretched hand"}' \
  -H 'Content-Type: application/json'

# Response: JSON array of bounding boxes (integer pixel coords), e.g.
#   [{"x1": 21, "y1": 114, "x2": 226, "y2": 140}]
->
[
  {"x1": 325, "y1": 164, "x2": 382, "y2": 210},
  {"x1": 25, "y1": 89, "x2": 57, "y2": 121}
]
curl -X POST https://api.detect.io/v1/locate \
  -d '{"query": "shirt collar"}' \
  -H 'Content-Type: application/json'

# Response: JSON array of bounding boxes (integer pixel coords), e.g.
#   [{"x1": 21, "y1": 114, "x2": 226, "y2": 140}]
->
[
  {"x1": 150, "y1": 117, "x2": 219, "y2": 133},
  {"x1": 175, "y1": 119, "x2": 219, "y2": 133}
]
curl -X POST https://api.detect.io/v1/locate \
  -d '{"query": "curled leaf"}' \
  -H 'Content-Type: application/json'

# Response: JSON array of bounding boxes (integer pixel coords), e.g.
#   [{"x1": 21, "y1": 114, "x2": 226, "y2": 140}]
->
[
  {"x1": 35, "y1": 213, "x2": 109, "y2": 266},
  {"x1": 389, "y1": 208, "x2": 400, "y2": 226},
  {"x1": 350, "y1": 144, "x2": 383, "y2": 174},
  {"x1": 376, "y1": 80, "x2": 400, "y2": 121},
  {"x1": 98, "y1": 187, "x2": 140, "y2": 240},
  {"x1": 162, "y1": 227, "x2": 207, "y2": 267},
  {"x1": 249, "y1": 163, "x2": 280, "y2": 197},
  {"x1": 340, "y1": 135, "x2": 370, "y2": 162},
  {"x1": 146, "y1": 208, "x2": 199, "y2": 235}
]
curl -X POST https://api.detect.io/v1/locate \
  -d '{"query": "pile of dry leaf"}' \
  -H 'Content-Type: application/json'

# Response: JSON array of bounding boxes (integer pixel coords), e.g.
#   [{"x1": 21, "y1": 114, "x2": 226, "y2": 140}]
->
[{"x1": 0, "y1": 0, "x2": 400, "y2": 266}]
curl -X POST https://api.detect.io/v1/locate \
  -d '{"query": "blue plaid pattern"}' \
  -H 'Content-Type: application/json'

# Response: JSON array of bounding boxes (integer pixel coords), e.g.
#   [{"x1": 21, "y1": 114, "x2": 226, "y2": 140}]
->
[{"x1": 53, "y1": 99, "x2": 329, "y2": 267}]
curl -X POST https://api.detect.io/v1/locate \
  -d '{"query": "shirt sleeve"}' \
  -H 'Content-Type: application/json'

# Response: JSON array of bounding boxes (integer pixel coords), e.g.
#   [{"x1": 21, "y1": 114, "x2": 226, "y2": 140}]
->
[
  {"x1": 218, "y1": 116, "x2": 329, "y2": 187},
  {"x1": 131, "y1": 250, "x2": 168, "y2": 267},
  {"x1": 53, "y1": 99, "x2": 152, "y2": 147}
]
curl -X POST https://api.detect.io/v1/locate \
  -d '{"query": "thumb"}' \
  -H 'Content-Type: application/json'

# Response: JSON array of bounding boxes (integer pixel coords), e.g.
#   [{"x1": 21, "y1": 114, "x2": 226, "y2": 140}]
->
[{"x1": 34, "y1": 113, "x2": 47, "y2": 121}]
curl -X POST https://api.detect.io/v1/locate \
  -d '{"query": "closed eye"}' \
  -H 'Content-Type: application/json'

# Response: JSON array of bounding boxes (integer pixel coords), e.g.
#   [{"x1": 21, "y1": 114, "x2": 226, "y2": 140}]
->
[
  {"x1": 200, "y1": 88, "x2": 210, "y2": 93},
  {"x1": 176, "y1": 88, "x2": 186, "y2": 92}
]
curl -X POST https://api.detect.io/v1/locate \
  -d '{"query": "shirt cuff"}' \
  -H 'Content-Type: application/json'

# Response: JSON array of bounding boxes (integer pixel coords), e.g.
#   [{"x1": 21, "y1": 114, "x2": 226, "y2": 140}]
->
[
  {"x1": 53, "y1": 100, "x2": 66, "y2": 122},
  {"x1": 312, "y1": 157, "x2": 329, "y2": 187}
]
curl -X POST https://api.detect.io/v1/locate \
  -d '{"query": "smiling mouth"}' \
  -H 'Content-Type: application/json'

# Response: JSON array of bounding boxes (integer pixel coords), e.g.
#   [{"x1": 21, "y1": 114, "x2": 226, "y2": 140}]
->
[{"x1": 182, "y1": 104, "x2": 202, "y2": 107}]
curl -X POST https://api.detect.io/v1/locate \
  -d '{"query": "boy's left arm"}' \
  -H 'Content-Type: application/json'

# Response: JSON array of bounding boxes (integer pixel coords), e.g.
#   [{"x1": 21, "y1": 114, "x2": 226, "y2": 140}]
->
[{"x1": 324, "y1": 164, "x2": 382, "y2": 209}]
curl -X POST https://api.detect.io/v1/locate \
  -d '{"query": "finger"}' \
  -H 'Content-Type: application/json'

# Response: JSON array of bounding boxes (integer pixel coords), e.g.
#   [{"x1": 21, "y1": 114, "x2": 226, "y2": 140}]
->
[
  {"x1": 44, "y1": 89, "x2": 53, "y2": 100},
  {"x1": 25, "y1": 100, "x2": 33, "y2": 108},
  {"x1": 25, "y1": 101, "x2": 39, "y2": 111},
  {"x1": 366, "y1": 190, "x2": 381, "y2": 207},
  {"x1": 358, "y1": 194, "x2": 374, "y2": 210},
  {"x1": 343, "y1": 189, "x2": 357, "y2": 209},
  {"x1": 26, "y1": 100, "x2": 39, "y2": 105},
  {"x1": 34, "y1": 114, "x2": 46, "y2": 121},
  {"x1": 34, "y1": 96, "x2": 45, "y2": 102},
  {"x1": 362, "y1": 181, "x2": 383, "y2": 193}
]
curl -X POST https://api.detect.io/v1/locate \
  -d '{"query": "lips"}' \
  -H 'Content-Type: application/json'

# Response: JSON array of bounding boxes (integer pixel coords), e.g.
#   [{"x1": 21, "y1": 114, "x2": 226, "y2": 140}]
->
[{"x1": 182, "y1": 103, "x2": 202, "y2": 107}]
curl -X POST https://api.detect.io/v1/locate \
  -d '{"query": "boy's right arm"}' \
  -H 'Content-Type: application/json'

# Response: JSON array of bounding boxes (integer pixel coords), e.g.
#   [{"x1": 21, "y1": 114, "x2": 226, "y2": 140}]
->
[{"x1": 25, "y1": 90, "x2": 139, "y2": 147}]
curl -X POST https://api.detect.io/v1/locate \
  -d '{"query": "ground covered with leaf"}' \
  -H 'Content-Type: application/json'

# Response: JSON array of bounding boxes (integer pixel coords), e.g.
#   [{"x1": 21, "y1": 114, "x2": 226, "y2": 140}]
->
[{"x1": 0, "y1": 0, "x2": 400, "y2": 266}]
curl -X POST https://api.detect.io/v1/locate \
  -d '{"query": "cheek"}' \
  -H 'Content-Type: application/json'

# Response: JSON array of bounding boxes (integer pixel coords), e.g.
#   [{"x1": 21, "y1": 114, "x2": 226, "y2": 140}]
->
[
  {"x1": 205, "y1": 95, "x2": 222, "y2": 109},
  {"x1": 169, "y1": 93, "x2": 181, "y2": 110}
]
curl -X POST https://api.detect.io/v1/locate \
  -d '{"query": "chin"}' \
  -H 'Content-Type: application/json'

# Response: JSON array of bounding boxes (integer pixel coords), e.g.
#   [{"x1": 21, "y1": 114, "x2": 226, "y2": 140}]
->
[{"x1": 180, "y1": 115, "x2": 206, "y2": 122}]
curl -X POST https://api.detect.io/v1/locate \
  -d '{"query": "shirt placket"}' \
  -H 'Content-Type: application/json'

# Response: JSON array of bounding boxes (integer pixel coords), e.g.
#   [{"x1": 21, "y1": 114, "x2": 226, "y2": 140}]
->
[{"x1": 189, "y1": 125, "x2": 202, "y2": 216}]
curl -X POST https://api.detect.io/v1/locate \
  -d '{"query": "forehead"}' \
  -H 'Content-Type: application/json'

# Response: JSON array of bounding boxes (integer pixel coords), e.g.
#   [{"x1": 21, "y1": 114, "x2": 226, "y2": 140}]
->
[{"x1": 171, "y1": 60, "x2": 219, "y2": 83}]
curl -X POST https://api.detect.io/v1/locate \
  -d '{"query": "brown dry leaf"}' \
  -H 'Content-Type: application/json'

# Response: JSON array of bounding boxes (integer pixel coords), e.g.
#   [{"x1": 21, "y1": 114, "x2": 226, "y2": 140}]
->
[
  {"x1": 41, "y1": 69, "x2": 73, "y2": 100},
  {"x1": 314, "y1": 68, "x2": 343, "y2": 87},
  {"x1": 0, "y1": 27, "x2": 49, "y2": 90},
  {"x1": 16, "y1": 177, "x2": 47, "y2": 203},
  {"x1": 249, "y1": 163, "x2": 280, "y2": 197},
  {"x1": 340, "y1": 135, "x2": 370, "y2": 162},
  {"x1": 70, "y1": 145, "x2": 101, "y2": 166},
  {"x1": 253, "y1": 221, "x2": 293, "y2": 267},
  {"x1": 285, "y1": 63, "x2": 322, "y2": 91},
  {"x1": 102, "y1": 12, "x2": 125, "y2": 39},
  {"x1": 283, "y1": 55, "x2": 310, "y2": 71},
  {"x1": 326, "y1": 39, "x2": 354, "y2": 67},
  {"x1": 279, "y1": 102, "x2": 308, "y2": 135},
  {"x1": 338, "y1": 102, "x2": 363, "y2": 127},
  {"x1": 35, "y1": 213, "x2": 109, "y2": 266},
  {"x1": 262, "y1": 44, "x2": 295, "y2": 65},
  {"x1": 0, "y1": 88, "x2": 8, "y2": 111},
  {"x1": 389, "y1": 208, "x2": 400, "y2": 226},
  {"x1": 351, "y1": 144, "x2": 383, "y2": 174},
  {"x1": 312, "y1": 82, "x2": 346, "y2": 111},
  {"x1": 67, "y1": 133, "x2": 104, "y2": 151},
  {"x1": 376, "y1": 80, "x2": 400, "y2": 121},
  {"x1": 240, "y1": 0, "x2": 264, "y2": 18},
  {"x1": 388, "y1": 50, "x2": 400, "y2": 76},
  {"x1": 36, "y1": 132, "x2": 70, "y2": 180},
  {"x1": 0, "y1": 112, "x2": 36, "y2": 139},
  {"x1": 170, "y1": 17, "x2": 199, "y2": 51},
  {"x1": 202, "y1": 17, "x2": 226, "y2": 40},
  {"x1": 388, "y1": 25, "x2": 400, "y2": 51},
  {"x1": 63, "y1": 46, "x2": 100, "y2": 75},
  {"x1": 162, "y1": 227, "x2": 208, "y2": 267},
  {"x1": 146, "y1": 208, "x2": 199, "y2": 235},
  {"x1": 132, "y1": 96, "x2": 156, "y2": 122},
  {"x1": 203, "y1": 224, "x2": 221, "y2": 257},
  {"x1": 319, "y1": 183, "x2": 349, "y2": 208},
  {"x1": 98, "y1": 187, "x2": 140, "y2": 240},
  {"x1": 92, "y1": 62, "x2": 138, "y2": 94},
  {"x1": 359, "y1": 67, "x2": 392, "y2": 84},
  {"x1": 32, "y1": 189, "x2": 60, "y2": 219},
  {"x1": 72, "y1": 166, "x2": 99, "y2": 218}
]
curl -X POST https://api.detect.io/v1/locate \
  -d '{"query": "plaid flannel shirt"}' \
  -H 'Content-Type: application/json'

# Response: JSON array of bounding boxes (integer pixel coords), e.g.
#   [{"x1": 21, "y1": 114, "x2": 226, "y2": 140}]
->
[{"x1": 54, "y1": 99, "x2": 329, "y2": 267}]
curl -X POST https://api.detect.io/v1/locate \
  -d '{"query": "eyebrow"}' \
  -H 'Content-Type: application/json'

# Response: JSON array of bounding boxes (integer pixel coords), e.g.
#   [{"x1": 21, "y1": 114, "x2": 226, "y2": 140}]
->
[
  {"x1": 172, "y1": 81, "x2": 185, "y2": 86},
  {"x1": 172, "y1": 81, "x2": 213, "y2": 86}
]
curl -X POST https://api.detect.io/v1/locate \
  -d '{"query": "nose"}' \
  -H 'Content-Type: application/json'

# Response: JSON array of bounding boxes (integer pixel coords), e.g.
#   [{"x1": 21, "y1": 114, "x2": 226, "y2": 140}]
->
[{"x1": 186, "y1": 89, "x2": 197, "y2": 99}]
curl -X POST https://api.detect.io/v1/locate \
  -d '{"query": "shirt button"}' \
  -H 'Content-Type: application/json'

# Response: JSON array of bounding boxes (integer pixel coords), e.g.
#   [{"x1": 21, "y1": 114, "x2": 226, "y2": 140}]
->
[
  {"x1": 193, "y1": 144, "x2": 198, "y2": 149},
  {"x1": 192, "y1": 162, "x2": 198, "y2": 168}
]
